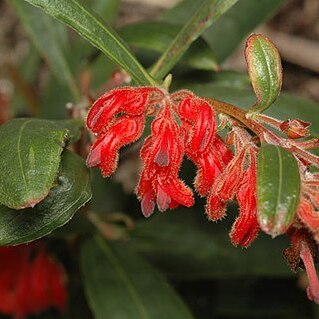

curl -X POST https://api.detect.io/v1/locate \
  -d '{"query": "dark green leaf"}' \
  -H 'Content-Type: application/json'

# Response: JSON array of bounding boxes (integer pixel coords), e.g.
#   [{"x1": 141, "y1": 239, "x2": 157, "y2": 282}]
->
[
  {"x1": 162, "y1": 0, "x2": 286, "y2": 63},
  {"x1": 0, "y1": 118, "x2": 68, "y2": 209},
  {"x1": 150, "y1": 0, "x2": 238, "y2": 78},
  {"x1": 129, "y1": 209, "x2": 291, "y2": 279},
  {"x1": 257, "y1": 145, "x2": 300, "y2": 237},
  {"x1": 0, "y1": 150, "x2": 91, "y2": 245},
  {"x1": 119, "y1": 22, "x2": 219, "y2": 71},
  {"x1": 23, "y1": 0, "x2": 157, "y2": 86},
  {"x1": 245, "y1": 34, "x2": 282, "y2": 113},
  {"x1": 81, "y1": 235, "x2": 195, "y2": 319},
  {"x1": 12, "y1": 0, "x2": 80, "y2": 100}
]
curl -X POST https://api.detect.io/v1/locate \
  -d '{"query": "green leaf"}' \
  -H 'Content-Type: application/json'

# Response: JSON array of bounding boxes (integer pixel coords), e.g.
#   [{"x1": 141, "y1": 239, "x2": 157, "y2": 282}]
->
[
  {"x1": 81, "y1": 235, "x2": 195, "y2": 319},
  {"x1": 257, "y1": 145, "x2": 301, "y2": 237},
  {"x1": 119, "y1": 22, "x2": 219, "y2": 71},
  {"x1": 162, "y1": 0, "x2": 286, "y2": 63},
  {"x1": 130, "y1": 209, "x2": 291, "y2": 279},
  {"x1": 0, "y1": 118, "x2": 69, "y2": 210},
  {"x1": 23, "y1": 0, "x2": 157, "y2": 86},
  {"x1": 150, "y1": 0, "x2": 238, "y2": 78},
  {"x1": 12, "y1": 0, "x2": 80, "y2": 100},
  {"x1": 55, "y1": 118, "x2": 84, "y2": 143},
  {"x1": 245, "y1": 34, "x2": 282, "y2": 113},
  {"x1": 0, "y1": 150, "x2": 91, "y2": 246}
]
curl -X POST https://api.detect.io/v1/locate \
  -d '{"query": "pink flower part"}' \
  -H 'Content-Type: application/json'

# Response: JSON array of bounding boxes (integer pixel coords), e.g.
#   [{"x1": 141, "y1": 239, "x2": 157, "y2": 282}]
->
[
  {"x1": 87, "y1": 115, "x2": 145, "y2": 177},
  {"x1": 87, "y1": 87, "x2": 161, "y2": 133},
  {"x1": 230, "y1": 151, "x2": 259, "y2": 247},
  {"x1": 213, "y1": 148, "x2": 246, "y2": 202},
  {"x1": 136, "y1": 104, "x2": 194, "y2": 217},
  {"x1": 300, "y1": 241, "x2": 319, "y2": 304},
  {"x1": 298, "y1": 199, "x2": 319, "y2": 230}
]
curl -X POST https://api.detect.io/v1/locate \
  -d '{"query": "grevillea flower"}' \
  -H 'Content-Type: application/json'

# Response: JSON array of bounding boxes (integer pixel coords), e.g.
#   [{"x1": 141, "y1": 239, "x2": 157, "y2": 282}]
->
[
  {"x1": 86, "y1": 86, "x2": 232, "y2": 216},
  {"x1": 206, "y1": 127, "x2": 259, "y2": 247},
  {"x1": 0, "y1": 243, "x2": 67, "y2": 319},
  {"x1": 136, "y1": 101, "x2": 194, "y2": 217},
  {"x1": 86, "y1": 87, "x2": 164, "y2": 176},
  {"x1": 176, "y1": 93, "x2": 233, "y2": 196}
]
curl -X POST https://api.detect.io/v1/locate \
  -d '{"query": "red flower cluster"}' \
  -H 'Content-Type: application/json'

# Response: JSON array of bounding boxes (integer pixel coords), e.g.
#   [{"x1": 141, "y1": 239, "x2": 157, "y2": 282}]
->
[
  {"x1": 86, "y1": 86, "x2": 263, "y2": 246},
  {"x1": 0, "y1": 243, "x2": 67, "y2": 319}
]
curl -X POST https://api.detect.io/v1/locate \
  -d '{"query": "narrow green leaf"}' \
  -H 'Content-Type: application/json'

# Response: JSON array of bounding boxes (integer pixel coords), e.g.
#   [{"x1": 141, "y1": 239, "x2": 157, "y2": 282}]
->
[
  {"x1": 12, "y1": 0, "x2": 80, "y2": 100},
  {"x1": 245, "y1": 34, "x2": 282, "y2": 113},
  {"x1": 150, "y1": 0, "x2": 238, "y2": 78},
  {"x1": 23, "y1": 0, "x2": 157, "y2": 86},
  {"x1": 0, "y1": 150, "x2": 91, "y2": 246},
  {"x1": 81, "y1": 235, "x2": 195, "y2": 319},
  {"x1": 257, "y1": 145, "x2": 301, "y2": 237},
  {"x1": 162, "y1": 0, "x2": 286, "y2": 63},
  {"x1": 0, "y1": 118, "x2": 69, "y2": 210},
  {"x1": 119, "y1": 22, "x2": 219, "y2": 71}
]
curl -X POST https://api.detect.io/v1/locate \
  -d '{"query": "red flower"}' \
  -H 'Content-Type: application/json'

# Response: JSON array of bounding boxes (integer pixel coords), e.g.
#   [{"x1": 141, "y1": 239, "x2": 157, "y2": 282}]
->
[
  {"x1": 0, "y1": 243, "x2": 67, "y2": 319},
  {"x1": 136, "y1": 103, "x2": 194, "y2": 217},
  {"x1": 86, "y1": 87, "x2": 233, "y2": 217},
  {"x1": 177, "y1": 94, "x2": 232, "y2": 196},
  {"x1": 86, "y1": 87, "x2": 164, "y2": 176},
  {"x1": 206, "y1": 127, "x2": 259, "y2": 248}
]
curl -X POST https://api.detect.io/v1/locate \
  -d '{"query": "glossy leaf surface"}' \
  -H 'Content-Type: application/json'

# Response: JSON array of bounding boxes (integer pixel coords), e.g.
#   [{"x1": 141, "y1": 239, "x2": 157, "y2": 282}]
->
[
  {"x1": 0, "y1": 151, "x2": 91, "y2": 245},
  {"x1": 0, "y1": 118, "x2": 68, "y2": 209},
  {"x1": 245, "y1": 34, "x2": 282, "y2": 113},
  {"x1": 257, "y1": 145, "x2": 300, "y2": 237},
  {"x1": 24, "y1": 0, "x2": 156, "y2": 86},
  {"x1": 81, "y1": 235, "x2": 195, "y2": 319}
]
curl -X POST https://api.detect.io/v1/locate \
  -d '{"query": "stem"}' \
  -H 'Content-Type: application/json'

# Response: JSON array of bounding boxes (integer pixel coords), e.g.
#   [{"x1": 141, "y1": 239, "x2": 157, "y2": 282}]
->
[
  {"x1": 300, "y1": 242, "x2": 319, "y2": 304},
  {"x1": 207, "y1": 97, "x2": 319, "y2": 168}
]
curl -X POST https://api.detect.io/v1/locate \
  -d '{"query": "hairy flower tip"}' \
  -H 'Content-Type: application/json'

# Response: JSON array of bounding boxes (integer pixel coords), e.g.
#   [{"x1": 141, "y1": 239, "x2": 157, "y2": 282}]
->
[
  {"x1": 177, "y1": 96, "x2": 216, "y2": 154},
  {"x1": 87, "y1": 115, "x2": 145, "y2": 177},
  {"x1": 230, "y1": 155, "x2": 259, "y2": 248},
  {"x1": 280, "y1": 119, "x2": 310, "y2": 139},
  {"x1": 136, "y1": 105, "x2": 194, "y2": 217},
  {"x1": 87, "y1": 86, "x2": 161, "y2": 133},
  {"x1": 210, "y1": 148, "x2": 246, "y2": 203},
  {"x1": 206, "y1": 192, "x2": 226, "y2": 221},
  {"x1": 0, "y1": 244, "x2": 67, "y2": 319}
]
